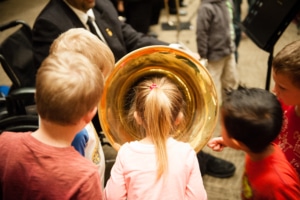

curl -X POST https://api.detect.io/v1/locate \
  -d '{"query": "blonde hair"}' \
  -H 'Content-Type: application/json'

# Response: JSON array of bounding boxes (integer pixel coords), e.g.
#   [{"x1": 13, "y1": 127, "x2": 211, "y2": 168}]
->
[
  {"x1": 36, "y1": 51, "x2": 104, "y2": 125},
  {"x1": 273, "y1": 40, "x2": 300, "y2": 88},
  {"x1": 130, "y1": 76, "x2": 185, "y2": 180},
  {"x1": 49, "y1": 28, "x2": 115, "y2": 79}
]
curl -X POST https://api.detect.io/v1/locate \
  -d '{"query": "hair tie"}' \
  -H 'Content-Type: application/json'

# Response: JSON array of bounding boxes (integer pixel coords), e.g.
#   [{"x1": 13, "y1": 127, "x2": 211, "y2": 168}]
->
[{"x1": 149, "y1": 83, "x2": 158, "y2": 90}]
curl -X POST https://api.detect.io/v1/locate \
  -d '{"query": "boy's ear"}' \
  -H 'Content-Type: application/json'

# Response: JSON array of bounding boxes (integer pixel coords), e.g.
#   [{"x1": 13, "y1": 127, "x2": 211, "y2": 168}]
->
[
  {"x1": 231, "y1": 138, "x2": 248, "y2": 151},
  {"x1": 83, "y1": 107, "x2": 98, "y2": 123}
]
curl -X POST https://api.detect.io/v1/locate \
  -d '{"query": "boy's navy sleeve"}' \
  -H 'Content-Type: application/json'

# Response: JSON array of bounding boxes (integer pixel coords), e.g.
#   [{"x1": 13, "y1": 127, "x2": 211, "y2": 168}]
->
[{"x1": 71, "y1": 129, "x2": 89, "y2": 156}]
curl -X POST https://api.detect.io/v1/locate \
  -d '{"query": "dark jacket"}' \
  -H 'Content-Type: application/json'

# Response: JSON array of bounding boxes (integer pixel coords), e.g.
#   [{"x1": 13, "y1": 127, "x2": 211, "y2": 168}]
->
[
  {"x1": 196, "y1": 0, "x2": 235, "y2": 61},
  {"x1": 32, "y1": 0, "x2": 167, "y2": 70}
]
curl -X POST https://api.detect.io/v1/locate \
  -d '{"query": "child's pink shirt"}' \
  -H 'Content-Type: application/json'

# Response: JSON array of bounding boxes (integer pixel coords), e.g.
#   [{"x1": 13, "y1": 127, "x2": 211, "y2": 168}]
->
[{"x1": 104, "y1": 137, "x2": 207, "y2": 200}]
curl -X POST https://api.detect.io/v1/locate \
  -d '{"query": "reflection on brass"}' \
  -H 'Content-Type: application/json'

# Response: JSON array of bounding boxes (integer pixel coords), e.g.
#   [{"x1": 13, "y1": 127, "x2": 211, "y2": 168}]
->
[{"x1": 99, "y1": 46, "x2": 219, "y2": 153}]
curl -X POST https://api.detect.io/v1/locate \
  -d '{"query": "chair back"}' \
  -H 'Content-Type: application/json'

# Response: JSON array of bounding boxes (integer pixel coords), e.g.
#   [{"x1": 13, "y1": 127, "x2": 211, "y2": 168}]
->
[
  {"x1": 5, "y1": 87, "x2": 36, "y2": 116},
  {"x1": 0, "y1": 114, "x2": 39, "y2": 133},
  {"x1": 0, "y1": 20, "x2": 36, "y2": 92}
]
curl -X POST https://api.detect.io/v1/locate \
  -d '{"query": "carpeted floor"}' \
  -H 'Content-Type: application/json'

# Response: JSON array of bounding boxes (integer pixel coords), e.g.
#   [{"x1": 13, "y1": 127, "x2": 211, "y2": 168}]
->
[{"x1": 1, "y1": 0, "x2": 299, "y2": 199}]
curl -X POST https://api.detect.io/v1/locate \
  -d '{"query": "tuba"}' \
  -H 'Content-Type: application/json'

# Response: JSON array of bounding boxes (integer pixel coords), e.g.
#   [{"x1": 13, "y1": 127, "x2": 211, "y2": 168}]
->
[{"x1": 99, "y1": 46, "x2": 218, "y2": 153}]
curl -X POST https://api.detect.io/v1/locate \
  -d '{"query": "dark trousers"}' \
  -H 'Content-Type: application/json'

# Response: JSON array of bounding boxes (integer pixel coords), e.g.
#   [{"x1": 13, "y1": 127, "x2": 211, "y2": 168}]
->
[
  {"x1": 124, "y1": 0, "x2": 164, "y2": 34},
  {"x1": 233, "y1": 0, "x2": 256, "y2": 62}
]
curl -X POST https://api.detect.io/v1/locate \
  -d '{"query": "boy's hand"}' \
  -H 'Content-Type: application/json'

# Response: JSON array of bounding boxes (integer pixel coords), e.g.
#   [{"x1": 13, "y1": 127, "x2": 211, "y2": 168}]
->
[{"x1": 207, "y1": 137, "x2": 226, "y2": 152}]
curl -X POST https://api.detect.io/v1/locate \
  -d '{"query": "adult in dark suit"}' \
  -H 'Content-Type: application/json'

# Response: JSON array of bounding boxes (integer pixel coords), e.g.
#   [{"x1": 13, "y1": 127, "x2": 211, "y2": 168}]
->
[
  {"x1": 32, "y1": 0, "x2": 167, "y2": 137},
  {"x1": 32, "y1": 0, "x2": 236, "y2": 183},
  {"x1": 32, "y1": 0, "x2": 168, "y2": 70}
]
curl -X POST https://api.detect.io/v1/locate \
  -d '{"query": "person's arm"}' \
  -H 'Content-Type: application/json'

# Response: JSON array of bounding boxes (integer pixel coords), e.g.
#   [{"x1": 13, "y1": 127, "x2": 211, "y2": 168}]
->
[
  {"x1": 71, "y1": 129, "x2": 89, "y2": 156},
  {"x1": 207, "y1": 137, "x2": 227, "y2": 152},
  {"x1": 119, "y1": 19, "x2": 168, "y2": 52},
  {"x1": 196, "y1": 5, "x2": 212, "y2": 59},
  {"x1": 185, "y1": 151, "x2": 207, "y2": 200},
  {"x1": 32, "y1": 19, "x2": 64, "y2": 69},
  {"x1": 94, "y1": 0, "x2": 168, "y2": 61},
  {"x1": 273, "y1": 181, "x2": 300, "y2": 199}
]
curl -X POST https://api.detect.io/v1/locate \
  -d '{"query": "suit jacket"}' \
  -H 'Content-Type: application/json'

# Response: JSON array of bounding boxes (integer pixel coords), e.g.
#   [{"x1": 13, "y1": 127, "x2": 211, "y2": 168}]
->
[{"x1": 32, "y1": 0, "x2": 167, "y2": 71}]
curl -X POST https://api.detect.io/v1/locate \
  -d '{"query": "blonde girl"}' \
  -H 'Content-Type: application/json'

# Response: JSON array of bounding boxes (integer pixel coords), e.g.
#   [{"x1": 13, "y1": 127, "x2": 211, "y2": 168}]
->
[{"x1": 104, "y1": 76, "x2": 207, "y2": 200}]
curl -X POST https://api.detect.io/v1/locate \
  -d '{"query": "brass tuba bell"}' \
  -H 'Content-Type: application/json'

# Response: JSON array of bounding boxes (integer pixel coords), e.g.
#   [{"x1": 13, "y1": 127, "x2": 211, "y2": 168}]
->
[{"x1": 99, "y1": 45, "x2": 218, "y2": 152}]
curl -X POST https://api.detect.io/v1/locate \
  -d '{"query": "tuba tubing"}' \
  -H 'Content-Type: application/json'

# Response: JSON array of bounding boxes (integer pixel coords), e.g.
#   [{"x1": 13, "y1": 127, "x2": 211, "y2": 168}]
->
[{"x1": 99, "y1": 45, "x2": 218, "y2": 152}]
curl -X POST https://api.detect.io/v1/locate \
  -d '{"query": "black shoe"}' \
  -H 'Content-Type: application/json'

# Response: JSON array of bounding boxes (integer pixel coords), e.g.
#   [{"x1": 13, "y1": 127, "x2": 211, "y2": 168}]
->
[{"x1": 205, "y1": 154, "x2": 236, "y2": 178}]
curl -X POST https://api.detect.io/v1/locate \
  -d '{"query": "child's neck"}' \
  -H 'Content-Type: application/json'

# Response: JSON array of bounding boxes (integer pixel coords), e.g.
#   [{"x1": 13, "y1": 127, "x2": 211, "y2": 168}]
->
[
  {"x1": 140, "y1": 136, "x2": 171, "y2": 144},
  {"x1": 246, "y1": 144, "x2": 274, "y2": 162},
  {"x1": 140, "y1": 136, "x2": 153, "y2": 144},
  {"x1": 31, "y1": 120, "x2": 84, "y2": 148}
]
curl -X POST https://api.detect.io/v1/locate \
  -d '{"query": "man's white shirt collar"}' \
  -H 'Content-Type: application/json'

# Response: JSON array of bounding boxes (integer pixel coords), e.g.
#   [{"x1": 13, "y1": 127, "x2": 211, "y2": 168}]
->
[{"x1": 64, "y1": 0, "x2": 95, "y2": 28}]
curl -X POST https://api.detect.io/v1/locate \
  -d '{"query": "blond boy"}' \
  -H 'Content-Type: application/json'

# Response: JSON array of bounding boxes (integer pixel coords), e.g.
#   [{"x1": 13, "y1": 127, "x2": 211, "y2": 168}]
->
[
  {"x1": 0, "y1": 52, "x2": 104, "y2": 199},
  {"x1": 49, "y1": 28, "x2": 115, "y2": 187}
]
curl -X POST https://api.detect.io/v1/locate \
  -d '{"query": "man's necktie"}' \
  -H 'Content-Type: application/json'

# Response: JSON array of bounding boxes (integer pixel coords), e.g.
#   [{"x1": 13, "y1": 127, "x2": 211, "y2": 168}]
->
[{"x1": 87, "y1": 16, "x2": 100, "y2": 39}]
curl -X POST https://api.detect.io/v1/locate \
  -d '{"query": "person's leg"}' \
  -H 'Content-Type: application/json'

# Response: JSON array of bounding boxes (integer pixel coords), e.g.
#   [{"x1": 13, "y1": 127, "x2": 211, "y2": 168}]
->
[
  {"x1": 168, "y1": 0, "x2": 176, "y2": 10},
  {"x1": 221, "y1": 53, "x2": 239, "y2": 99},
  {"x1": 180, "y1": 0, "x2": 187, "y2": 7},
  {"x1": 124, "y1": 1, "x2": 153, "y2": 34},
  {"x1": 233, "y1": 0, "x2": 242, "y2": 62},
  {"x1": 150, "y1": 0, "x2": 164, "y2": 26},
  {"x1": 197, "y1": 150, "x2": 209, "y2": 175},
  {"x1": 103, "y1": 144, "x2": 117, "y2": 186},
  {"x1": 206, "y1": 58, "x2": 224, "y2": 105},
  {"x1": 247, "y1": 0, "x2": 256, "y2": 12},
  {"x1": 168, "y1": 0, "x2": 187, "y2": 15},
  {"x1": 92, "y1": 111, "x2": 102, "y2": 135},
  {"x1": 199, "y1": 56, "x2": 236, "y2": 178}
]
